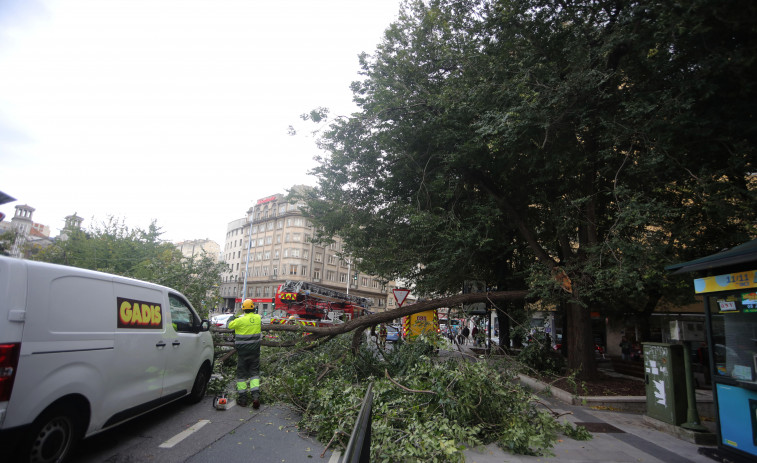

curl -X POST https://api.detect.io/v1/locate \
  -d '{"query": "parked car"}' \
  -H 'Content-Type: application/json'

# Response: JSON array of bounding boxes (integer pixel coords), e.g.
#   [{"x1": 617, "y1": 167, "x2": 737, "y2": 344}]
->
[
  {"x1": 386, "y1": 325, "x2": 401, "y2": 342},
  {"x1": 210, "y1": 313, "x2": 234, "y2": 328}
]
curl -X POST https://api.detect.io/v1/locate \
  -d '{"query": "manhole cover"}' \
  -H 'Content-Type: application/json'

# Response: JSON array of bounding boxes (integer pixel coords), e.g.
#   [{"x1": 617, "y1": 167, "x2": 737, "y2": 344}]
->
[{"x1": 574, "y1": 422, "x2": 625, "y2": 433}]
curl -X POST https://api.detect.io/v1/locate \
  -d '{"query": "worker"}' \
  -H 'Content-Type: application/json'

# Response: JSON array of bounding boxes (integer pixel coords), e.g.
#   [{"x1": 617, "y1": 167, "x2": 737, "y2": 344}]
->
[{"x1": 228, "y1": 299, "x2": 262, "y2": 409}]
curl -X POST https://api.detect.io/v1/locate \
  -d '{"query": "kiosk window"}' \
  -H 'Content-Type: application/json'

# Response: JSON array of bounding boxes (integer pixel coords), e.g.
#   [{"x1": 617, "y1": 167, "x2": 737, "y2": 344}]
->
[{"x1": 709, "y1": 293, "x2": 757, "y2": 382}]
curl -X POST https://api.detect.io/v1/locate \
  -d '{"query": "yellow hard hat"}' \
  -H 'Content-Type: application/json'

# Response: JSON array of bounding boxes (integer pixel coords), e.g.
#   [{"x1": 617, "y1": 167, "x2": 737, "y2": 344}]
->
[
  {"x1": 242, "y1": 299, "x2": 255, "y2": 310},
  {"x1": 288, "y1": 315, "x2": 296, "y2": 320}
]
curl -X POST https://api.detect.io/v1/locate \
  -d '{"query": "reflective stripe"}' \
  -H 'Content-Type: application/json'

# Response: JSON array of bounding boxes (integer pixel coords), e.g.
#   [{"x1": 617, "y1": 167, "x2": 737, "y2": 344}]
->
[
  {"x1": 236, "y1": 381, "x2": 248, "y2": 391},
  {"x1": 250, "y1": 377, "x2": 260, "y2": 391},
  {"x1": 235, "y1": 333, "x2": 262, "y2": 341}
]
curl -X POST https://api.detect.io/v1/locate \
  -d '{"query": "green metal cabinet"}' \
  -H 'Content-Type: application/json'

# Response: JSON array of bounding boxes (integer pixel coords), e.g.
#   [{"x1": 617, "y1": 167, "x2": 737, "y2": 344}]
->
[{"x1": 643, "y1": 342, "x2": 688, "y2": 425}]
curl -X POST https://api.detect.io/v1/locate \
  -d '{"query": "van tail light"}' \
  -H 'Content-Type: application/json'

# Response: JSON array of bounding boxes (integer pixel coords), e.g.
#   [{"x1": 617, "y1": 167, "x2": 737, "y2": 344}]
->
[{"x1": 0, "y1": 343, "x2": 21, "y2": 402}]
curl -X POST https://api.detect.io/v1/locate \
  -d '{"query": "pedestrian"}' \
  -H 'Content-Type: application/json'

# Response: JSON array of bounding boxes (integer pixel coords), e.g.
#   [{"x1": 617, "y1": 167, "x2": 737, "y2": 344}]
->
[
  {"x1": 379, "y1": 323, "x2": 387, "y2": 348},
  {"x1": 472, "y1": 325, "x2": 479, "y2": 346},
  {"x1": 619, "y1": 336, "x2": 631, "y2": 361},
  {"x1": 461, "y1": 325, "x2": 470, "y2": 345},
  {"x1": 228, "y1": 299, "x2": 262, "y2": 409}
]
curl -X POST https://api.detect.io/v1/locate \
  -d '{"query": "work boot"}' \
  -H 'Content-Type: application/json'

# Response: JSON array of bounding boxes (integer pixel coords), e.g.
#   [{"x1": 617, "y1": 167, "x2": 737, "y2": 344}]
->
[
  {"x1": 237, "y1": 393, "x2": 249, "y2": 407},
  {"x1": 252, "y1": 399, "x2": 260, "y2": 409}
]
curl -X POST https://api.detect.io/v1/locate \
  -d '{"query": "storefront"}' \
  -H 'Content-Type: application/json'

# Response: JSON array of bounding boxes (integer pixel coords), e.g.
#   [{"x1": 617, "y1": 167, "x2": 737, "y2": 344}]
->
[{"x1": 668, "y1": 239, "x2": 757, "y2": 461}]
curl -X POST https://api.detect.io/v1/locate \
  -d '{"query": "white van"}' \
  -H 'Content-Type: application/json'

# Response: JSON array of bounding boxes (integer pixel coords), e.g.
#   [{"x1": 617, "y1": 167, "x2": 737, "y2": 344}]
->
[{"x1": 0, "y1": 256, "x2": 214, "y2": 463}]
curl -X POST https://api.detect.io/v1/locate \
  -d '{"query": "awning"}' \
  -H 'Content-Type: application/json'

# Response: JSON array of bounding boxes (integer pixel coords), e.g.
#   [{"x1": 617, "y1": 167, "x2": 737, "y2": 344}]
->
[{"x1": 665, "y1": 239, "x2": 757, "y2": 274}]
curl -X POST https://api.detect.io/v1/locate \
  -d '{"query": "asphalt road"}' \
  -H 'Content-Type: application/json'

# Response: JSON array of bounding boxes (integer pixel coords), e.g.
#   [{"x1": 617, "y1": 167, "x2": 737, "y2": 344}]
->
[{"x1": 73, "y1": 397, "x2": 339, "y2": 463}]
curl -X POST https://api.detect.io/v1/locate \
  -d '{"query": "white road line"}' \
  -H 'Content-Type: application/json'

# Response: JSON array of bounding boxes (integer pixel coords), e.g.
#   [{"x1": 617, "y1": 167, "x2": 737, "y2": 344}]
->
[
  {"x1": 328, "y1": 450, "x2": 342, "y2": 463},
  {"x1": 159, "y1": 420, "x2": 211, "y2": 448}
]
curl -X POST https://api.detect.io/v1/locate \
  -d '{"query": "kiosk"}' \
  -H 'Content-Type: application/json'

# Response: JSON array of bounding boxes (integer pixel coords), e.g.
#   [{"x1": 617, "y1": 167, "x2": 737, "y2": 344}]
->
[{"x1": 668, "y1": 239, "x2": 757, "y2": 461}]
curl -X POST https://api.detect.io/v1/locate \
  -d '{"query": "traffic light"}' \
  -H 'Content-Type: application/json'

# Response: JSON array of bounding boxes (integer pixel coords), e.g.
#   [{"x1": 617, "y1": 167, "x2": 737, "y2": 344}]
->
[{"x1": 353, "y1": 271, "x2": 358, "y2": 281}]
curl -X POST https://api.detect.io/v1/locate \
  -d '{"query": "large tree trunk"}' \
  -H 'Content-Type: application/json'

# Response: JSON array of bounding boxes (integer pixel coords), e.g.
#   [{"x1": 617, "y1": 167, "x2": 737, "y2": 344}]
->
[{"x1": 566, "y1": 298, "x2": 597, "y2": 380}]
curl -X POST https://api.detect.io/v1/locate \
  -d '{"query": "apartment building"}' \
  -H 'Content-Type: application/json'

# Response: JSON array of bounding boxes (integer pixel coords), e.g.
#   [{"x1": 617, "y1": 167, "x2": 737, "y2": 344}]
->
[
  {"x1": 175, "y1": 239, "x2": 220, "y2": 262},
  {"x1": 219, "y1": 189, "x2": 391, "y2": 316}
]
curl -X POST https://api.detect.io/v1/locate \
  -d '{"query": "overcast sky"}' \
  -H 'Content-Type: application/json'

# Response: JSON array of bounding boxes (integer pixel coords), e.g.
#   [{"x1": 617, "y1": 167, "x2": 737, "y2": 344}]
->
[{"x1": 0, "y1": 0, "x2": 401, "y2": 246}]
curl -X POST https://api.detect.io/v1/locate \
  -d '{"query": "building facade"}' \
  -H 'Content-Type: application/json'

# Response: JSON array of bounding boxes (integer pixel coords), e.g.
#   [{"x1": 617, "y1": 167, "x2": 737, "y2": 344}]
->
[
  {"x1": 219, "y1": 189, "x2": 391, "y2": 316},
  {"x1": 175, "y1": 239, "x2": 220, "y2": 262}
]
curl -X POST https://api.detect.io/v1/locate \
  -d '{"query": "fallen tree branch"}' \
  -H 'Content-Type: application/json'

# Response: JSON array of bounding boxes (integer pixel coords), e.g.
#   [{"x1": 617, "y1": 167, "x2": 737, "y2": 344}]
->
[{"x1": 385, "y1": 369, "x2": 436, "y2": 395}]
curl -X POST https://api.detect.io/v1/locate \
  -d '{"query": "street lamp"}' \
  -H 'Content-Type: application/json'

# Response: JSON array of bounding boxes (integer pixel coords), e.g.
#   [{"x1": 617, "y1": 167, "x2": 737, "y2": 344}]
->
[{"x1": 241, "y1": 207, "x2": 255, "y2": 309}]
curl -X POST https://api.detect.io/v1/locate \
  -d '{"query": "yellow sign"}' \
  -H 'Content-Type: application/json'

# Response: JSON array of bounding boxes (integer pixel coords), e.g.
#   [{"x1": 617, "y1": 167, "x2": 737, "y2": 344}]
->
[
  {"x1": 117, "y1": 297, "x2": 163, "y2": 329},
  {"x1": 694, "y1": 270, "x2": 757, "y2": 294}
]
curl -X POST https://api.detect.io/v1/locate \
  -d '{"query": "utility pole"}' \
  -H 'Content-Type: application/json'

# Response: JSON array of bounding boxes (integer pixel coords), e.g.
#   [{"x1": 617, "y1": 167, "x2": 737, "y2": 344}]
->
[{"x1": 241, "y1": 206, "x2": 255, "y2": 310}]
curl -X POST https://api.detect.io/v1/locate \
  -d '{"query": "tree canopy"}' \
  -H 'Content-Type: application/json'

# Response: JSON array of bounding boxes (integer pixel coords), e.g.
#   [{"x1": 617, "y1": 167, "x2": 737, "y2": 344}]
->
[
  {"x1": 34, "y1": 217, "x2": 227, "y2": 317},
  {"x1": 299, "y1": 0, "x2": 757, "y2": 377}
]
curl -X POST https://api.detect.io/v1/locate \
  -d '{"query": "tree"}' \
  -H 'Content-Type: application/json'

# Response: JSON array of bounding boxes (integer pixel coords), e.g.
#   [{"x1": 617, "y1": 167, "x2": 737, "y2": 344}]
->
[
  {"x1": 34, "y1": 217, "x2": 227, "y2": 317},
  {"x1": 301, "y1": 0, "x2": 756, "y2": 379}
]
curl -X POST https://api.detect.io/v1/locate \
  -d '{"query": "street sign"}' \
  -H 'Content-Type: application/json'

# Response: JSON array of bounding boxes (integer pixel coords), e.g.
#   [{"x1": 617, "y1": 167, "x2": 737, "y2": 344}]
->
[{"x1": 393, "y1": 288, "x2": 411, "y2": 308}]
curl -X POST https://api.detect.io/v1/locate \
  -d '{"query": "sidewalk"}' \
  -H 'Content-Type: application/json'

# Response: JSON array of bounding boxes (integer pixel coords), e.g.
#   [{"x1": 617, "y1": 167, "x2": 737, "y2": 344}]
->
[
  {"x1": 463, "y1": 397, "x2": 718, "y2": 463},
  {"x1": 451, "y1": 344, "x2": 727, "y2": 463}
]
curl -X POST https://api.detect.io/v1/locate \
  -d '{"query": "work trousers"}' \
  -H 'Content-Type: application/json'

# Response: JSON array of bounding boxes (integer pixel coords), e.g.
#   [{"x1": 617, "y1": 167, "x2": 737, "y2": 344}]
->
[{"x1": 235, "y1": 341, "x2": 261, "y2": 399}]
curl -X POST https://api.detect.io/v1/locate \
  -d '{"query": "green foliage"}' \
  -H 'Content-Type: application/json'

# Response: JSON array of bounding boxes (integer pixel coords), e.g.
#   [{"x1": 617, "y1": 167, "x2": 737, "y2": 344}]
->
[
  {"x1": 259, "y1": 334, "x2": 590, "y2": 461},
  {"x1": 517, "y1": 331, "x2": 565, "y2": 376},
  {"x1": 0, "y1": 229, "x2": 17, "y2": 256},
  {"x1": 33, "y1": 216, "x2": 226, "y2": 316},
  {"x1": 302, "y1": 0, "x2": 756, "y2": 375}
]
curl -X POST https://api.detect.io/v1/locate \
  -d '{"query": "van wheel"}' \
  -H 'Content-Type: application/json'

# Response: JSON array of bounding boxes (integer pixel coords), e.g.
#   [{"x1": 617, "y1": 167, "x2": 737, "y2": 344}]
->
[
  {"x1": 25, "y1": 403, "x2": 82, "y2": 463},
  {"x1": 186, "y1": 364, "x2": 211, "y2": 404}
]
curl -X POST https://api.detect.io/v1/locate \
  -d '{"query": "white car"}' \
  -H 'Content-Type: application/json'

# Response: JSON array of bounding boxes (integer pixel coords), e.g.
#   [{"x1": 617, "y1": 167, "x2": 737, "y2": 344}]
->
[{"x1": 210, "y1": 313, "x2": 234, "y2": 328}]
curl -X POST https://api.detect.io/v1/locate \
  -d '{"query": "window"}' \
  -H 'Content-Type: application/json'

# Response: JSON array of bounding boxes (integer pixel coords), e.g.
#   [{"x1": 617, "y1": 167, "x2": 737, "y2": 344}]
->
[
  {"x1": 293, "y1": 233, "x2": 301, "y2": 241},
  {"x1": 264, "y1": 251, "x2": 271, "y2": 260},
  {"x1": 266, "y1": 236, "x2": 273, "y2": 245},
  {"x1": 262, "y1": 265, "x2": 269, "y2": 276},
  {"x1": 292, "y1": 249, "x2": 300, "y2": 258},
  {"x1": 287, "y1": 218, "x2": 292, "y2": 226},
  {"x1": 277, "y1": 220, "x2": 283, "y2": 229},
  {"x1": 373, "y1": 280, "x2": 379, "y2": 289},
  {"x1": 274, "y1": 249, "x2": 280, "y2": 259},
  {"x1": 303, "y1": 250, "x2": 309, "y2": 259},
  {"x1": 253, "y1": 266, "x2": 260, "y2": 277},
  {"x1": 313, "y1": 269, "x2": 321, "y2": 280},
  {"x1": 339, "y1": 273, "x2": 347, "y2": 283},
  {"x1": 256, "y1": 252, "x2": 262, "y2": 261},
  {"x1": 300, "y1": 265, "x2": 307, "y2": 276},
  {"x1": 315, "y1": 253, "x2": 322, "y2": 263},
  {"x1": 326, "y1": 270, "x2": 335, "y2": 281},
  {"x1": 289, "y1": 264, "x2": 298, "y2": 275},
  {"x1": 252, "y1": 225, "x2": 258, "y2": 233},
  {"x1": 285, "y1": 233, "x2": 290, "y2": 242},
  {"x1": 256, "y1": 286, "x2": 262, "y2": 297},
  {"x1": 276, "y1": 235, "x2": 282, "y2": 244},
  {"x1": 328, "y1": 255, "x2": 336, "y2": 265},
  {"x1": 169, "y1": 294, "x2": 198, "y2": 333},
  {"x1": 264, "y1": 286, "x2": 271, "y2": 296},
  {"x1": 279, "y1": 205, "x2": 286, "y2": 214},
  {"x1": 283, "y1": 248, "x2": 289, "y2": 258},
  {"x1": 288, "y1": 203, "x2": 297, "y2": 211},
  {"x1": 258, "y1": 238, "x2": 264, "y2": 246},
  {"x1": 361, "y1": 277, "x2": 368, "y2": 286},
  {"x1": 267, "y1": 222, "x2": 274, "y2": 231},
  {"x1": 273, "y1": 266, "x2": 278, "y2": 276}
]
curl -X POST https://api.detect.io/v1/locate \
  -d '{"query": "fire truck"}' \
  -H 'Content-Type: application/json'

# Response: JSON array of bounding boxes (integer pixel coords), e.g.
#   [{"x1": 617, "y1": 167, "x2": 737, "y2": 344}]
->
[{"x1": 270, "y1": 280, "x2": 371, "y2": 326}]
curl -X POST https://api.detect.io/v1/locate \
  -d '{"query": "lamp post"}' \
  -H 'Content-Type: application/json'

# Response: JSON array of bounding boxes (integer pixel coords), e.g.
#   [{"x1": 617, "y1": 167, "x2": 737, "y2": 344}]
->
[{"x1": 241, "y1": 207, "x2": 255, "y2": 309}]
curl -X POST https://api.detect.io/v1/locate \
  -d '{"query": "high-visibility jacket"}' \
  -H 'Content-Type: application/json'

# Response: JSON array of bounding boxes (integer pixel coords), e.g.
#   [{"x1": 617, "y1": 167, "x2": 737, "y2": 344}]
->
[{"x1": 228, "y1": 312, "x2": 262, "y2": 344}]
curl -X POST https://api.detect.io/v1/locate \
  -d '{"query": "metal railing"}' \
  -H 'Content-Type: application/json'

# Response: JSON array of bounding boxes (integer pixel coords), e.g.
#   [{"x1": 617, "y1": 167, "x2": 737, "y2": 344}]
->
[{"x1": 342, "y1": 382, "x2": 374, "y2": 463}]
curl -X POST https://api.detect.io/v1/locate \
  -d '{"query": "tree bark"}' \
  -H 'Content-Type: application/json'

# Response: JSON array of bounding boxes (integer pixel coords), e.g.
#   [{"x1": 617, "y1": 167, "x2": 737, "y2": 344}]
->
[{"x1": 218, "y1": 290, "x2": 529, "y2": 348}]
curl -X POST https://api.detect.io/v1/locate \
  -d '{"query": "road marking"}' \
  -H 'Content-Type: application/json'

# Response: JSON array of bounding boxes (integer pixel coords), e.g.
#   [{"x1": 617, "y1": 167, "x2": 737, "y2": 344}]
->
[
  {"x1": 328, "y1": 451, "x2": 341, "y2": 463},
  {"x1": 159, "y1": 420, "x2": 211, "y2": 448}
]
